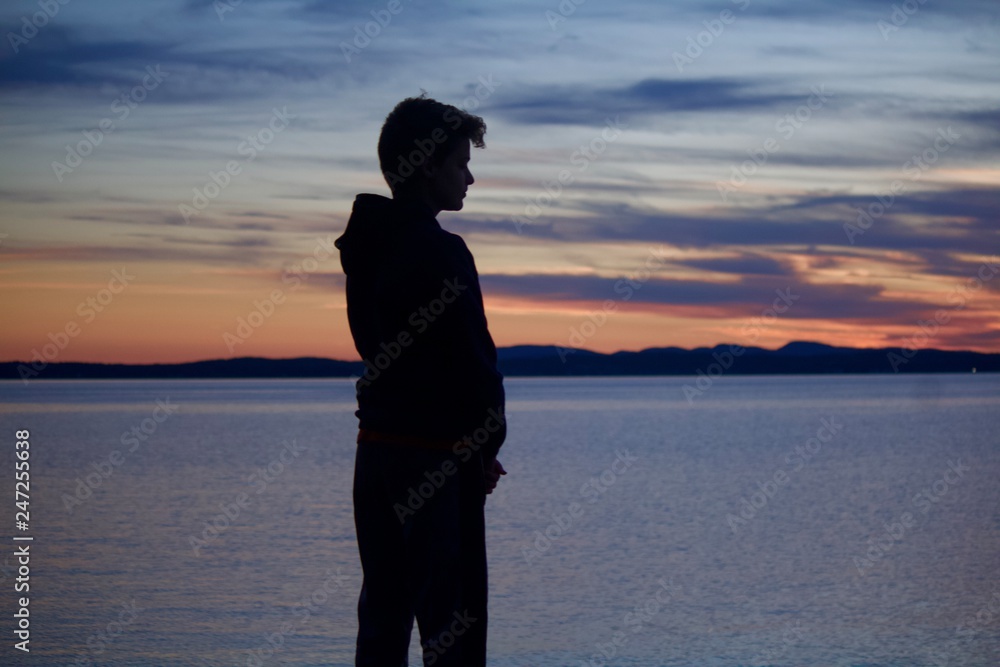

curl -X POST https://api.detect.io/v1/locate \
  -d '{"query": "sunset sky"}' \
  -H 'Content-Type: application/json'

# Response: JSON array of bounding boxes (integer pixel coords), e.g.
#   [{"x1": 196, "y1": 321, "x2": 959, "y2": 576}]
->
[{"x1": 1, "y1": 0, "x2": 998, "y2": 365}]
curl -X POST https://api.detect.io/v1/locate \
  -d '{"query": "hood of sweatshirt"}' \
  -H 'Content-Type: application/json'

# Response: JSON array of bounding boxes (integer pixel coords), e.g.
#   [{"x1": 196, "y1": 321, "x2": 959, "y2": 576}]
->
[{"x1": 334, "y1": 193, "x2": 442, "y2": 276}]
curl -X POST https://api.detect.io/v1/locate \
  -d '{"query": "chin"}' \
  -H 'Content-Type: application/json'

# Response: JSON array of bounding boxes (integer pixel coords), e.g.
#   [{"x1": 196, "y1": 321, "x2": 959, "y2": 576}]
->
[{"x1": 436, "y1": 193, "x2": 466, "y2": 212}]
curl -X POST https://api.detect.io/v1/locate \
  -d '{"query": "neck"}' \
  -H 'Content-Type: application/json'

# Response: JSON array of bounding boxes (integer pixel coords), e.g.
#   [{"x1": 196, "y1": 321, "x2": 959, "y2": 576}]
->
[{"x1": 392, "y1": 190, "x2": 439, "y2": 218}]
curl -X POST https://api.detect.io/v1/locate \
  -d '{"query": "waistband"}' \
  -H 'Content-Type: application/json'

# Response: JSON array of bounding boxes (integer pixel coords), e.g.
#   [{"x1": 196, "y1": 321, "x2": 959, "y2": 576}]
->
[{"x1": 357, "y1": 428, "x2": 461, "y2": 452}]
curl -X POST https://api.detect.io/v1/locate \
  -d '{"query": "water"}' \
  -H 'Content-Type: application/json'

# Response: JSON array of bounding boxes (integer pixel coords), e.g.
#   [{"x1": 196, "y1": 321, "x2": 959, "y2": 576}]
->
[{"x1": 0, "y1": 374, "x2": 997, "y2": 666}]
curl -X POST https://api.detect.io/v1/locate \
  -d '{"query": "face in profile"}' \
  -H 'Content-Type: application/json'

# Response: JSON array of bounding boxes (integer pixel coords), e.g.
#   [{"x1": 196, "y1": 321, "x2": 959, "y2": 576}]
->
[{"x1": 425, "y1": 139, "x2": 475, "y2": 212}]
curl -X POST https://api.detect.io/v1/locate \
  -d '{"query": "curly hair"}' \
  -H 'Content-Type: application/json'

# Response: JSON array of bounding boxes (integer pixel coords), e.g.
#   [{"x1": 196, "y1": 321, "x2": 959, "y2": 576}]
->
[{"x1": 377, "y1": 93, "x2": 486, "y2": 192}]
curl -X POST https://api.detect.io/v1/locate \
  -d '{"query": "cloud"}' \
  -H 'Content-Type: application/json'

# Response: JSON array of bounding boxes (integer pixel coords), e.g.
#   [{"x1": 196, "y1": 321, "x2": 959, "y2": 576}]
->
[
  {"x1": 454, "y1": 186, "x2": 999, "y2": 256},
  {"x1": 479, "y1": 270, "x2": 933, "y2": 324},
  {"x1": 912, "y1": 249, "x2": 1000, "y2": 285},
  {"x1": 744, "y1": 0, "x2": 998, "y2": 21},
  {"x1": 674, "y1": 254, "x2": 793, "y2": 276},
  {"x1": 0, "y1": 25, "x2": 163, "y2": 89},
  {"x1": 490, "y1": 77, "x2": 804, "y2": 126},
  {"x1": 0, "y1": 240, "x2": 273, "y2": 265},
  {"x1": 0, "y1": 23, "x2": 325, "y2": 101},
  {"x1": 0, "y1": 0, "x2": 997, "y2": 358}
]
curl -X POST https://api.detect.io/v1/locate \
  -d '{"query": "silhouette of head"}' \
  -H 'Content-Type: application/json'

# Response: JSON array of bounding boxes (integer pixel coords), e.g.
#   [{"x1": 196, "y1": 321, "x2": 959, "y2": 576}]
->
[{"x1": 378, "y1": 94, "x2": 485, "y2": 214}]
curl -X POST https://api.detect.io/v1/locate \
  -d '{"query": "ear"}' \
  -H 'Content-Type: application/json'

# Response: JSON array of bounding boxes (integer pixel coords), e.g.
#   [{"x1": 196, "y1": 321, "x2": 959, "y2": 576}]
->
[{"x1": 418, "y1": 159, "x2": 437, "y2": 181}]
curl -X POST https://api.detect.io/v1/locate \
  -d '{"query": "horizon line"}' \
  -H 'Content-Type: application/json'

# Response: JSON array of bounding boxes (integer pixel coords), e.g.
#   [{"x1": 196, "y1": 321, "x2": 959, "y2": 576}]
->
[{"x1": 1, "y1": 339, "x2": 996, "y2": 367}]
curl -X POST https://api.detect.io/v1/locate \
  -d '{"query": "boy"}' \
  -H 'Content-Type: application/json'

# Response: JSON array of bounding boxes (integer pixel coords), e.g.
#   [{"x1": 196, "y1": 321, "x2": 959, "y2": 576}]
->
[{"x1": 334, "y1": 94, "x2": 507, "y2": 667}]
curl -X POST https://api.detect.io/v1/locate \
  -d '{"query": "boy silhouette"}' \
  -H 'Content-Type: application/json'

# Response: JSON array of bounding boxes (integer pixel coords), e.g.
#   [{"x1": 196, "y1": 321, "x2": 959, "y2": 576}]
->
[{"x1": 334, "y1": 94, "x2": 507, "y2": 667}]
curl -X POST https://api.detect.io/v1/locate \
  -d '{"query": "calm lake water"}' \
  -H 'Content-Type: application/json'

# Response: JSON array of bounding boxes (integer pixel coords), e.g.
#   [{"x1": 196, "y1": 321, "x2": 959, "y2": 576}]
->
[{"x1": 0, "y1": 374, "x2": 998, "y2": 667}]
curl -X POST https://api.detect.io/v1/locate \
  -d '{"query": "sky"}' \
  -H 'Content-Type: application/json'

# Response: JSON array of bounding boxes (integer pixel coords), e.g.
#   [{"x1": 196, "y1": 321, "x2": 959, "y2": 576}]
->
[{"x1": 1, "y1": 0, "x2": 998, "y2": 365}]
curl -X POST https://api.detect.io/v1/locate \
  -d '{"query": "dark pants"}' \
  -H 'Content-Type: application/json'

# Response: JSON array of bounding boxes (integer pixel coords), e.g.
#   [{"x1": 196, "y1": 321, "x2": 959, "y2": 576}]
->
[{"x1": 353, "y1": 439, "x2": 488, "y2": 667}]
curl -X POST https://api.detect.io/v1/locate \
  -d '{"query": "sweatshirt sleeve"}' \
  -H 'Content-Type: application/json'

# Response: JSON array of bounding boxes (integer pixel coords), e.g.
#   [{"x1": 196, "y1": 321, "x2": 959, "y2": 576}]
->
[{"x1": 419, "y1": 235, "x2": 507, "y2": 459}]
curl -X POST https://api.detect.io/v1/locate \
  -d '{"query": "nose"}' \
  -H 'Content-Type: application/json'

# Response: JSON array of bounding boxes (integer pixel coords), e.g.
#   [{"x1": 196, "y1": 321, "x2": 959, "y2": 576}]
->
[{"x1": 466, "y1": 169, "x2": 474, "y2": 186}]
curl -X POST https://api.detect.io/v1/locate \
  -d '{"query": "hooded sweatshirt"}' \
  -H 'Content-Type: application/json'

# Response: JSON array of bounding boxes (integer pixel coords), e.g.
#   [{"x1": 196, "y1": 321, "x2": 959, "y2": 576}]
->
[{"x1": 334, "y1": 193, "x2": 506, "y2": 461}]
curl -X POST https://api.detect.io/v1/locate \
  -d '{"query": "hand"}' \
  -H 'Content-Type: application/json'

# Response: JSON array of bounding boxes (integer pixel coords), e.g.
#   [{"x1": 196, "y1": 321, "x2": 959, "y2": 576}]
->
[{"x1": 484, "y1": 457, "x2": 506, "y2": 494}]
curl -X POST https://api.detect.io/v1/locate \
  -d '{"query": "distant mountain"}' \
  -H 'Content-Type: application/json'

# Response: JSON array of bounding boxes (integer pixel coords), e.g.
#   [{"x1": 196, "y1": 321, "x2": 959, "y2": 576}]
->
[
  {"x1": 2, "y1": 357, "x2": 362, "y2": 381},
  {"x1": 499, "y1": 343, "x2": 995, "y2": 376},
  {"x1": 0, "y1": 342, "x2": 995, "y2": 381},
  {"x1": 775, "y1": 341, "x2": 847, "y2": 356}
]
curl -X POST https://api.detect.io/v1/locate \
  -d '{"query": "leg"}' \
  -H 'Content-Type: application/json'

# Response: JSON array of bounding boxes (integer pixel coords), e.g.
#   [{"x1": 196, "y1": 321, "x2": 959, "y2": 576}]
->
[
  {"x1": 457, "y1": 454, "x2": 488, "y2": 666},
  {"x1": 410, "y1": 449, "x2": 489, "y2": 667},
  {"x1": 354, "y1": 443, "x2": 414, "y2": 667},
  {"x1": 353, "y1": 441, "x2": 491, "y2": 667}
]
